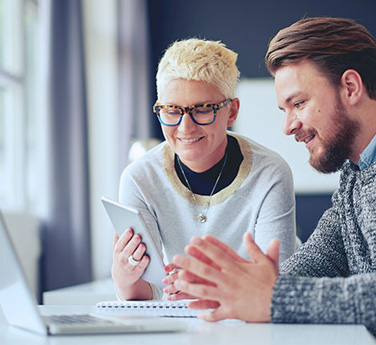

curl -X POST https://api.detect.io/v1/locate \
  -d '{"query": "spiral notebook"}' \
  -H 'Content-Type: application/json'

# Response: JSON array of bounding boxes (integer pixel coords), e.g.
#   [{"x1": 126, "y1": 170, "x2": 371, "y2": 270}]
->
[{"x1": 96, "y1": 300, "x2": 198, "y2": 318}]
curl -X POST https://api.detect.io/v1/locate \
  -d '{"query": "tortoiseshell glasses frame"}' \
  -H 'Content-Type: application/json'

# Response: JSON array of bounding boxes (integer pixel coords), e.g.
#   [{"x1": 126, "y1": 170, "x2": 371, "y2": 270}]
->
[{"x1": 153, "y1": 98, "x2": 233, "y2": 126}]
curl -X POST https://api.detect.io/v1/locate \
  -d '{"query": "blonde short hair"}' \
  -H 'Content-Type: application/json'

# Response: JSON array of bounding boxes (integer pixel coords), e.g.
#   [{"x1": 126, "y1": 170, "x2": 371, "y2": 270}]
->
[{"x1": 156, "y1": 38, "x2": 240, "y2": 100}]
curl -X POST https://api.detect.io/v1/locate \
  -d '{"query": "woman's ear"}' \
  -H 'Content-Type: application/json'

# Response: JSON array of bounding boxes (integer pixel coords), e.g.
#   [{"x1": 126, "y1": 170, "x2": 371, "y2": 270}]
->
[
  {"x1": 227, "y1": 98, "x2": 240, "y2": 127},
  {"x1": 340, "y1": 69, "x2": 364, "y2": 106}
]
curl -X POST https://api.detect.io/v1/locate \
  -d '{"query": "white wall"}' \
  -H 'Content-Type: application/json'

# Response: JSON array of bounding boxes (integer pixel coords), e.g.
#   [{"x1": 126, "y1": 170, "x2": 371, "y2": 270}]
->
[{"x1": 234, "y1": 78, "x2": 340, "y2": 193}]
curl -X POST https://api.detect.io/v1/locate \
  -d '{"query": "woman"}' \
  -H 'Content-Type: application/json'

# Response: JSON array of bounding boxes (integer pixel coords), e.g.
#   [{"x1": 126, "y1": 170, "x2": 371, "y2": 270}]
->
[{"x1": 112, "y1": 38, "x2": 297, "y2": 300}]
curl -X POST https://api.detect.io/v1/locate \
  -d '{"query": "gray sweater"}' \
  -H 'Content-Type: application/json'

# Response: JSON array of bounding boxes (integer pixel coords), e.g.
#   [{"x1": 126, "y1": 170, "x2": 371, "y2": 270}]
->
[
  {"x1": 272, "y1": 160, "x2": 376, "y2": 333},
  {"x1": 120, "y1": 133, "x2": 297, "y2": 299},
  {"x1": 120, "y1": 133, "x2": 297, "y2": 265}
]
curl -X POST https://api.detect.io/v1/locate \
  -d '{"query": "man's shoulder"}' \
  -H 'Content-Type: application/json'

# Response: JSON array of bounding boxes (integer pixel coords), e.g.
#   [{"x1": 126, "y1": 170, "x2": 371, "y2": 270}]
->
[{"x1": 338, "y1": 160, "x2": 376, "y2": 188}]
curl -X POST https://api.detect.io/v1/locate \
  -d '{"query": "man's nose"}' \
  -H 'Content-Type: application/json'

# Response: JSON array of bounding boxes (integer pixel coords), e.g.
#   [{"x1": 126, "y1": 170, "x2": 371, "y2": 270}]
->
[{"x1": 283, "y1": 112, "x2": 302, "y2": 136}]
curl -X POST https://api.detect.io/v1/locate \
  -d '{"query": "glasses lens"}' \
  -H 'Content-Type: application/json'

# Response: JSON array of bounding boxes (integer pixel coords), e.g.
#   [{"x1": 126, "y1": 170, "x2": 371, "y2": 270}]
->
[
  {"x1": 156, "y1": 103, "x2": 218, "y2": 126},
  {"x1": 159, "y1": 107, "x2": 182, "y2": 125},
  {"x1": 191, "y1": 107, "x2": 215, "y2": 124}
]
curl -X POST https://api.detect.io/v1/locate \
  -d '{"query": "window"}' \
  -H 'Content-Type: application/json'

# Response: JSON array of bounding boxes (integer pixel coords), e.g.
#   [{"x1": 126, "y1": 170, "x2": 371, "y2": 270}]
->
[{"x1": 0, "y1": 0, "x2": 46, "y2": 212}]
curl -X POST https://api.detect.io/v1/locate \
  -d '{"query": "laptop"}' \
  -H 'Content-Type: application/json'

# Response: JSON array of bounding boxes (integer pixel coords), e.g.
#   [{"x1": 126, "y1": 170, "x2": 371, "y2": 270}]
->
[{"x1": 0, "y1": 212, "x2": 186, "y2": 335}]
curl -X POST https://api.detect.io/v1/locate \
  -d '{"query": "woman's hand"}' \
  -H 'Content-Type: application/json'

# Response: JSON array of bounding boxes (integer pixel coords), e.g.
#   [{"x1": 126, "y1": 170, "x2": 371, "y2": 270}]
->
[
  {"x1": 162, "y1": 264, "x2": 186, "y2": 300},
  {"x1": 162, "y1": 252, "x2": 222, "y2": 301},
  {"x1": 111, "y1": 228, "x2": 152, "y2": 300}
]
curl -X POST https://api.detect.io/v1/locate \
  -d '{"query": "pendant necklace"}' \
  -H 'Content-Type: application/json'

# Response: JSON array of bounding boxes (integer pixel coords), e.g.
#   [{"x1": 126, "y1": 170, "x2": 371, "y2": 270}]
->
[{"x1": 177, "y1": 150, "x2": 228, "y2": 223}]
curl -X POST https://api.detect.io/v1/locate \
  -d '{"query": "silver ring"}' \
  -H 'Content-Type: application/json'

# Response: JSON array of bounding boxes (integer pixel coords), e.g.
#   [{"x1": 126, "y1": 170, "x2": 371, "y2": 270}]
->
[{"x1": 128, "y1": 254, "x2": 140, "y2": 267}]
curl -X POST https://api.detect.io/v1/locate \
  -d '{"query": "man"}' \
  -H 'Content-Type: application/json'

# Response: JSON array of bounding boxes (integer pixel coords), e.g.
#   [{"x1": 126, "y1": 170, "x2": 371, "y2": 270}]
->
[{"x1": 170, "y1": 17, "x2": 376, "y2": 332}]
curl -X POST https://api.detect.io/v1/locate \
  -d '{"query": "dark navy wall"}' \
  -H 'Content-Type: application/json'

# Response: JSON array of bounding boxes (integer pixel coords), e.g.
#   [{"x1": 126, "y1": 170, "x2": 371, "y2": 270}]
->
[
  {"x1": 146, "y1": 0, "x2": 376, "y2": 241},
  {"x1": 295, "y1": 195, "x2": 334, "y2": 242},
  {"x1": 147, "y1": 0, "x2": 376, "y2": 79}
]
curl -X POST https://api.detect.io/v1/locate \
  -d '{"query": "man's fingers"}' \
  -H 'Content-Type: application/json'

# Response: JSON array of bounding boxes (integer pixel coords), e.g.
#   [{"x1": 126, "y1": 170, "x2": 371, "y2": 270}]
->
[
  {"x1": 198, "y1": 308, "x2": 227, "y2": 322},
  {"x1": 187, "y1": 299, "x2": 220, "y2": 310},
  {"x1": 203, "y1": 235, "x2": 248, "y2": 263},
  {"x1": 186, "y1": 236, "x2": 243, "y2": 271},
  {"x1": 243, "y1": 232, "x2": 266, "y2": 263},
  {"x1": 179, "y1": 268, "x2": 216, "y2": 285},
  {"x1": 184, "y1": 245, "x2": 222, "y2": 270},
  {"x1": 266, "y1": 238, "x2": 280, "y2": 270},
  {"x1": 174, "y1": 276, "x2": 221, "y2": 300},
  {"x1": 172, "y1": 255, "x2": 222, "y2": 285}
]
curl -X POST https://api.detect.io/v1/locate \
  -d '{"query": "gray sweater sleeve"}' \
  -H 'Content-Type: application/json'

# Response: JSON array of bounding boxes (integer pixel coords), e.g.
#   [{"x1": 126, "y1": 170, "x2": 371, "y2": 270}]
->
[
  {"x1": 272, "y1": 273, "x2": 376, "y2": 327},
  {"x1": 279, "y1": 203, "x2": 349, "y2": 278},
  {"x1": 272, "y1": 185, "x2": 376, "y2": 328}
]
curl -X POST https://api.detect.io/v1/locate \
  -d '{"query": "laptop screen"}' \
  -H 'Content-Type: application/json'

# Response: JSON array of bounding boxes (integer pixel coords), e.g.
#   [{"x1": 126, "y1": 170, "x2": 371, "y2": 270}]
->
[{"x1": 0, "y1": 212, "x2": 47, "y2": 334}]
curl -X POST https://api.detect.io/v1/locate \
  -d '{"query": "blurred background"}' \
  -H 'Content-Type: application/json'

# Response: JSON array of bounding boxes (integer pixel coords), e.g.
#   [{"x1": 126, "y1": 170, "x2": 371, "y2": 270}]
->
[{"x1": 1, "y1": 0, "x2": 375, "y2": 301}]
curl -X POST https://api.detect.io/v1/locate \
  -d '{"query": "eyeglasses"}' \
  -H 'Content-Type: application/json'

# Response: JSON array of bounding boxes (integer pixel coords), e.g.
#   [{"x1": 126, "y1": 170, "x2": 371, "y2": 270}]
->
[{"x1": 153, "y1": 99, "x2": 232, "y2": 126}]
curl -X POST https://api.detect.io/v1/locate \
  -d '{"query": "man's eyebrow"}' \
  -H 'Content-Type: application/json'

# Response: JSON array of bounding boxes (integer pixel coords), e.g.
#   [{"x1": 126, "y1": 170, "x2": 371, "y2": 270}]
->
[{"x1": 279, "y1": 92, "x2": 302, "y2": 110}]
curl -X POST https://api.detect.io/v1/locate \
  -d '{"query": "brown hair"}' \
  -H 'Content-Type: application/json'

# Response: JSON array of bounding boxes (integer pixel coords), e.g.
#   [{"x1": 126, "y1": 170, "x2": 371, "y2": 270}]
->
[{"x1": 265, "y1": 17, "x2": 376, "y2": 99}]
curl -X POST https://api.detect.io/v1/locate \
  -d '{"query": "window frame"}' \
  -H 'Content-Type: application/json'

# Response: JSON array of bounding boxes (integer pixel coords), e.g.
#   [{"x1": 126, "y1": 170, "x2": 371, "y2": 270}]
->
[{"x1": 0, "y1": 0, "x2": 47, "y2": 212}]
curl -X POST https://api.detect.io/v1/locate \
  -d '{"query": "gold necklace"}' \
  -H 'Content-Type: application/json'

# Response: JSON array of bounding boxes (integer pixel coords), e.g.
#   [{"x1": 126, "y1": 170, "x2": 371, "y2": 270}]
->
[{"x1": 177, "y1": 151, "x2": 228, "y2": 223}]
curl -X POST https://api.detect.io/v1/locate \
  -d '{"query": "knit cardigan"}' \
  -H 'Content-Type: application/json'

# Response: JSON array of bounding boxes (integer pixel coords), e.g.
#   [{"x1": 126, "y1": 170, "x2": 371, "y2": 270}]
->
[{"x1": 272, "y1": 160, "x2": 376, "y2": 333}]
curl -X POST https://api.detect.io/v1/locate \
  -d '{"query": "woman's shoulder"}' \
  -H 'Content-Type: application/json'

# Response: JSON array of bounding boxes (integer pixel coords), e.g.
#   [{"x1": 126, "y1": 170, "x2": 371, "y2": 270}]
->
[
  {"x1": 229, "y1": 132, "x2": 293, "y2": 179},
  {"x1": 230, "y1": 132, "x2": 288, "y2": 164},
  {"x1": 121, "y1": 141, "x2": 168, "y2": 178}
]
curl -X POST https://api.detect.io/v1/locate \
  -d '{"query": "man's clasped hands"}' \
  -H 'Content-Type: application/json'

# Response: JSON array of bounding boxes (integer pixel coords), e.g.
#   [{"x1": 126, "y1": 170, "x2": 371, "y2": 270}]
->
[{"x1": 162, "y1": 233, "x2": 280, "y2": 322}]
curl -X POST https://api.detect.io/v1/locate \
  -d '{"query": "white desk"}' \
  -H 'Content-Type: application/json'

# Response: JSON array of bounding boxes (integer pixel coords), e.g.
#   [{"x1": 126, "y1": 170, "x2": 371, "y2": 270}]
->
[
  {"x1": 43, "y1": 278, "x2": 116, "y2": 305},
  {"x1": 0, "y1": 304, "x2": 375, "y2": 345}
]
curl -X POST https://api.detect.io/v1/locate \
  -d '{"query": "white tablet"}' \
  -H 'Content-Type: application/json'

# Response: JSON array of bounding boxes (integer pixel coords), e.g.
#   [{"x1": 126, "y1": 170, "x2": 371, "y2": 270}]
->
[{"x1": 101, "y1": 197, "x2": 166, "y2": 289}]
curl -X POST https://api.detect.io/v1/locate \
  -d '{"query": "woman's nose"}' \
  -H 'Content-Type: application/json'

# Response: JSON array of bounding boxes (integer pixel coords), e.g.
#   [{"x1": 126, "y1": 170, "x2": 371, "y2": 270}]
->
[{"x1": 178, "y1": 112, "x2": 197, "y2": 131}]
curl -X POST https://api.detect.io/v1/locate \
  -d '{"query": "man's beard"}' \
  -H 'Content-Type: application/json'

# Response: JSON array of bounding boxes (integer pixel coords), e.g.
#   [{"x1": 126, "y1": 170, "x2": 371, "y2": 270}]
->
[{"x1": 309, "y1": 99, "x2": 360, "y2": 174}]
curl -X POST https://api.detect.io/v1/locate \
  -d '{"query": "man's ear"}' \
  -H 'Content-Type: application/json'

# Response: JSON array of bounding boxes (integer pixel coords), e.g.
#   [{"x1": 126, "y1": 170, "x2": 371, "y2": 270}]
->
[
  {"x1": 227, "y1": 98, "x2": 240, "y2": 127},
  {"x1": 340, "y1": 69, "x2": 364, "y2": 106}
]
